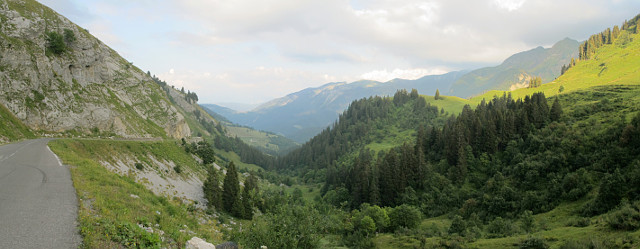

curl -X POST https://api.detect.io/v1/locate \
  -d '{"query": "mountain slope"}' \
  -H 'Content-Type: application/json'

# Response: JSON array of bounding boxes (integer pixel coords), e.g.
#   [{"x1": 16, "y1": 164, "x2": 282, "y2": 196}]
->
[
  {"x1": 0, "y1": 102, "x2": 34, "y2": 143},
  {"x1": 449, "y1": 38, "x2": 579, "y2": 98},
  {"x1": 0, "y1": 0, "x2": 189, "y2": 138},
  {"x1": 205, "y1": 71, "x2": 466, "y2": 143}
]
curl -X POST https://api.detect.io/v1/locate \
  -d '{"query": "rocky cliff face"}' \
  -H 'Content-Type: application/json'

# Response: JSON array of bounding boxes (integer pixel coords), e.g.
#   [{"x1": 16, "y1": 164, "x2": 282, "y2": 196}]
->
[{"x1": 0, "y1": 0, "x2": 190, "y2": 138}]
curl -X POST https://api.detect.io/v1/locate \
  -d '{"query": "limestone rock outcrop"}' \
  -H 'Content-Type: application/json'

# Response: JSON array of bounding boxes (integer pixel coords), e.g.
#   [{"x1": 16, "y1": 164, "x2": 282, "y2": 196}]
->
[
  {"x1": 185, "y1": 237, "x2": 216, "y2": 249},
  {"x1": 0, "y1": 0, "x2": 190, "y2": 138}
]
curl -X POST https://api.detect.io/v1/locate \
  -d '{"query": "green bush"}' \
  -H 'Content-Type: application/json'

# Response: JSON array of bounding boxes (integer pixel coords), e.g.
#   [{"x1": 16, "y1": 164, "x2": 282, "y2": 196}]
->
[
  {"x1": 606, "y1": 200, "x2": 640, "y2": 231},
  {"x1": 45, "y1": 31, "x2": 66, "y2": 55},
  {"x1": 102, "y1": 220, "x2": 161, "y2": 248},
  {"x1": 519, "y1": 236, "x2": 548, "y2": 249},
  {"x1": 448, "y1": 215, "x2": 466, "y2": 235},
  {"x1": 487, "y1": 217, "x2": 515, "y2": 238},
  {"x1": 231, "y1": 205, "x2": 321, "y2": 249},
  {"x1": 567, "y1": 217, "x2": 591, "y2": 227},
  {"x1": 388, "y1": 204, "x2": 421, "y2": 231},
  {"x1": 63, "y1": 28, "x2": 76, "y2": 44},
  {"x1": 173, "y1": 165, "x2": 182, "y2": 174},
  {"x1": 360, "y1": 204, "x2": 390, "y2": 232},
  {"x1": 135, "y1": 163, "x2": 144, "y2": 170}
]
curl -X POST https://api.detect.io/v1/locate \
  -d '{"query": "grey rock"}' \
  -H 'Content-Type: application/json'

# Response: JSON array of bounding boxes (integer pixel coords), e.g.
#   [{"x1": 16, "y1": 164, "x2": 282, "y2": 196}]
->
[
  {"x1": 185, "y1": 237, "x2": 216, "y2": 249},
  {"x1": 0, "y1": 1, "x2": 190, "y2": 138}
]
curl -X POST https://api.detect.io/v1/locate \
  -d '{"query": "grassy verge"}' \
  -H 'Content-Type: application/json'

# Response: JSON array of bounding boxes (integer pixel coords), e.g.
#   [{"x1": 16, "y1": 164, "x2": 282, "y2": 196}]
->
[{"x1": 49, "y1": 139, "x2": 222, "y2": 248}]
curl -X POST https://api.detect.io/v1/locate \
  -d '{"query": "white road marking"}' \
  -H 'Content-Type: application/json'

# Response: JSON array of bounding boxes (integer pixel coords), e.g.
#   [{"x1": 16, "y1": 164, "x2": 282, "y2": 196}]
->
[{"x1": 46, "y1": 145, "x2": 63, "y2": 166}]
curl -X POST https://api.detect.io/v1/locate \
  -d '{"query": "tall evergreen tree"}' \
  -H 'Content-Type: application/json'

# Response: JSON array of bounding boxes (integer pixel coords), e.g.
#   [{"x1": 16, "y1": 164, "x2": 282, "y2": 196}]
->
[
  {"x1": 550, "y1": 97, "x2": 563, "y2": 122},
  {"x1": 203, "y1": 167, "x2": 222, "y2": 210},
  {"x1": 435, "y1": 89, "x2": 441, "y2": 100},
  {"x1": 612, "y1": 25, "x2": 621, "y2": 40},
  {"x1": 222, "y1": 161, "x2": 240, "y2": 215}
]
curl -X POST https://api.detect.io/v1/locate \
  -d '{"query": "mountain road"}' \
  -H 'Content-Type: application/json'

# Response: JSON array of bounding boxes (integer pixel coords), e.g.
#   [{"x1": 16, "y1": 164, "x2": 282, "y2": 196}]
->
[{"x1": 0, "y1": 139, "x2": 80, "y2": 248}]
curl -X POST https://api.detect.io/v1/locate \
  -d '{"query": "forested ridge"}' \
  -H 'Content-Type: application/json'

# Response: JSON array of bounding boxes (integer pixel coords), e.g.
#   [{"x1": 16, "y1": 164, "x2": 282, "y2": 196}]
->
[
  {"x1": 207, "y1": 13, "x2": 640, "y2": 249},
  {"x1": 279, "y1": 89, "x2": 444, "y2": 172}
]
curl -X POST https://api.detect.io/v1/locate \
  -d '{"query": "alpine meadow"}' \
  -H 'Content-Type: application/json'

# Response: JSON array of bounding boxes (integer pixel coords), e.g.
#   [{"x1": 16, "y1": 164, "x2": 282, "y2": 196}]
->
[{"x1": 1, "y1": 0, "x2": 640, "y2": 249}]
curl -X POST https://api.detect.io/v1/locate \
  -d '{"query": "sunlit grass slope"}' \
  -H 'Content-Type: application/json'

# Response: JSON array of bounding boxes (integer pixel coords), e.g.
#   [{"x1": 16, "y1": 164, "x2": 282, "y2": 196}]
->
[{"x1": 470, "y1": 30, "x2": 640, "y2": 105}]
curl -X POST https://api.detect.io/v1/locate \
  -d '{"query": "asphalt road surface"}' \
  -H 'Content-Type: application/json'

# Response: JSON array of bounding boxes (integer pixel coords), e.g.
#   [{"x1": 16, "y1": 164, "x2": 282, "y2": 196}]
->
[{"x1": 0, "y1": 139, "x2": 80, "y2": 248}]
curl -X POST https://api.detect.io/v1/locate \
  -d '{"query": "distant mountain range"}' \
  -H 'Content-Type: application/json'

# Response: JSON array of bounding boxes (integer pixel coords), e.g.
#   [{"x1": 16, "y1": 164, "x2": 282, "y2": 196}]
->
[
  {"x1": 204, "y1": 38, "x2": 578, "y2": 143},
  {"x1": 203, "y1": 71, "x2": 467, "y2": 143},
  {"x1": 449, "y1": 38, "x2": 579, "y2": 97}
]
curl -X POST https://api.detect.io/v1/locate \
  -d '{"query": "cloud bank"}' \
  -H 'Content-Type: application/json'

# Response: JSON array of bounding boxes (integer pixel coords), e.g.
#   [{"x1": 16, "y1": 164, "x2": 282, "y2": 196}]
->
[{"x1": 40, "y1": 0, "x2": 640, "y2": 103}]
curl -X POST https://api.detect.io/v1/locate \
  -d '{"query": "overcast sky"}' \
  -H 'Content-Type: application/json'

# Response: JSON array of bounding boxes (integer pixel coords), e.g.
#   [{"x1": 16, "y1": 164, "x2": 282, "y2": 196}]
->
[{"x1": 40, "y1": 0, "x2": 640, "y2": 105}]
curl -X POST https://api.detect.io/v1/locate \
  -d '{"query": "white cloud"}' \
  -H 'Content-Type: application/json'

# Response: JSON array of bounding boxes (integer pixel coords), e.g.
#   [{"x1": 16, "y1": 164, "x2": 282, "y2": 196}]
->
[
  {"x1": 42, "y1": 0, "x2": 640, "y2": 104},
  {"x1": 156, "y1": 67, "x2": 353, "y2": 103},
  {"x1": 361, "y1": 68, "x2": 449, "y2": 82},
  {"x1": 492, "y1": 0, "x2": 526, "y2": 11}
]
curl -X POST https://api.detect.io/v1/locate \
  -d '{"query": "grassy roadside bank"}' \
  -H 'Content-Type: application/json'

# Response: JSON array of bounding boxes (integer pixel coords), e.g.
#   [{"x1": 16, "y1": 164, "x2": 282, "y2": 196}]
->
[{"x1": 49, "y1": 139, "x2": 223, "y2": 248}]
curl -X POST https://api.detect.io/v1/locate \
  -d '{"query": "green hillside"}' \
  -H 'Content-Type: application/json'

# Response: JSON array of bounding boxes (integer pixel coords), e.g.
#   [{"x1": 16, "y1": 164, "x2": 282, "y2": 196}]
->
[
  {"x1": 225, "y1": 126, "x2": 299, "y2": 156},
  {"x1": 449, "y1": 38, "x2": 579, "y2": 98},
  {"x1": 471, "y1": 17, "x2": 639, "y2": 105},
  {"x1": 0, "y1": 102, "x2": 34, "y2": 143}
]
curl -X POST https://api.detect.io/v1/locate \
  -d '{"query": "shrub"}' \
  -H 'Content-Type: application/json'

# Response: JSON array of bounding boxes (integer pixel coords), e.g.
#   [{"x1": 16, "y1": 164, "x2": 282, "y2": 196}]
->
[
  {"x1": 174, "y1": 165, "x2": 182, "y2": 174},
  {"x1": 360, "y1": 204, "x2": 390, "y2": 232},
  {"x1": 521, "y1": 210, "x2": 535, "y2": 233},
  {"x1": 135, "y1": 163, "x2": 144, "y2": 170},
  {"x1": 519, "y1": 236, "x2": 548, "y2": 249},
  {"x1": 567, "y1": 217, "x2": 591, "y2": 227},
  {"x1": 487, "y1": 217, "x2": 515, "y2": 238},
  {"x1": 102, "y1": 220, "x2": 161, "y2": 248},
  {"x1": 231, "y1": 205, "x2": 321, "y2": 249},
  {"x1": 388, "y1": 204, "x2": 421, "y2": 231},
  {"x1": 63, "y1": 28, "x2": 76, "y2": 45},
  {"x1": 448, "y1": 215, "x2": 466, "y2": 235},
  {"x1": 606, "y1": 200, "x2": 640, "y2": 231},
  {"x1": 45, "y1": 31, "x2": 66, "y2": 55}
]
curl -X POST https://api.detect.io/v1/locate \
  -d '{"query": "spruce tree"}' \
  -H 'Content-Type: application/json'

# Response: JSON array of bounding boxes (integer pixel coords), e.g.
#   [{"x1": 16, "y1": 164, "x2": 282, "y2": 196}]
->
[
  {"x1": 613, "y1": 25, "x2": 620, "y2": 40},
  {"x1": 435, "y1": 89, "x2": 441, "y2": 100},
  {"x1": 222, "y1": 161, "x2": 240, "y2": 214},
  {"x1": 241, "y1": 173, "x2": 258, "y2": 219},
  {"x1": 550, "y1": 97, "x2": 563, "y2": 122},
  {"x1": 203, "y1": 168, "x2": 222, "y2": 210}
]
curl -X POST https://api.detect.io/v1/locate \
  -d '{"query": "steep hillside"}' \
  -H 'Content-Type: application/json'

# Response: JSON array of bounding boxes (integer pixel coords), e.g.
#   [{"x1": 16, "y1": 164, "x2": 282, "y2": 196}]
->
[
  {"x1": 205, "y1": 71, "x2": 465, "y2": 143},
  {"x1": 0, "y1": 102, "x2": 34, "y2": 143},
  {"x1": 449, "y1": 38, "x2": 579, "y2": 98},
  {"x1": 0, "y1": 0, "x2": 189, "y2": 138}
]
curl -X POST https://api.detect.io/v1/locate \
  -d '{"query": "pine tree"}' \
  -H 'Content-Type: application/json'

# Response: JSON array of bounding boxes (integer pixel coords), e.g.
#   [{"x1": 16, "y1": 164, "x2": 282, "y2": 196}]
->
[
  {"x1": 222, "y1": 161, "x2": 240, "y2": 215},
  {"x1": 435, "y1": 89, "x2": 441, "y2": 100},
  {"x1": 613, "y1": 25, "x2": 620, "y2": 40},
  {"x1": 550, "y1": 97, "x2": 563, "y2": 122},
  {"x1": 240, "y1": 173, "x2": 258, "y2": 219},
  {"x1": 203, "y1": 168, "x2": 222, "y2": 210}
]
